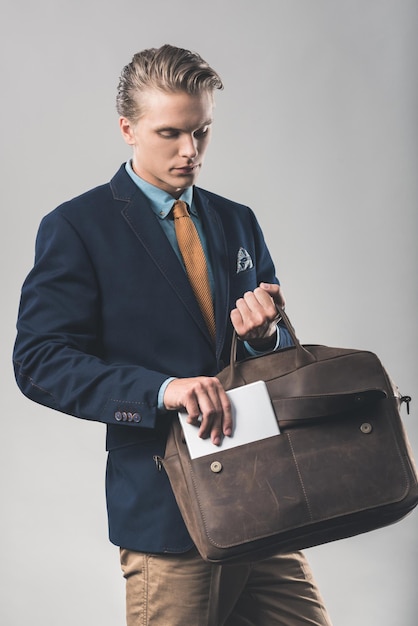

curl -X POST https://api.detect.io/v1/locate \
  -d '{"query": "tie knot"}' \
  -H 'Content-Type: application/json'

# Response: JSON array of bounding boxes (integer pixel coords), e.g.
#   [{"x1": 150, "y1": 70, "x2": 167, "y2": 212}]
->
[{"x1": 172, "y1": 200, "x2": 189, "y2": 219}]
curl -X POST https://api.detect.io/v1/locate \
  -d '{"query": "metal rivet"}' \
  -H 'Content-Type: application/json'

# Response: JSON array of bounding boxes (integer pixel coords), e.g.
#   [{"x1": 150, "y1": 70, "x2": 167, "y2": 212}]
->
[
  {"x1": 360, "y1": 423, "x2": 373, "y2": 434},
  {"x1": 210, "y1": 461, "x2": 222, "y2": 473}
]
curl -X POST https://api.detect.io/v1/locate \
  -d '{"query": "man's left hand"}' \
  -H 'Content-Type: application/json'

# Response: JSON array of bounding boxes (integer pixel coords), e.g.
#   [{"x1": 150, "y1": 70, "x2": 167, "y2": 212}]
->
[{"x1": 230, "y1": 282, "x2": 285, "y2": 347}]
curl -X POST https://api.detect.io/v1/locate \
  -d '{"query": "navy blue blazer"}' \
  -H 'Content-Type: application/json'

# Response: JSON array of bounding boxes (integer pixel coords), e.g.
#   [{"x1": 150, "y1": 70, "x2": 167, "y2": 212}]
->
[{"x1": 13, "y1": 165, "x2": 291, "y2": 553}]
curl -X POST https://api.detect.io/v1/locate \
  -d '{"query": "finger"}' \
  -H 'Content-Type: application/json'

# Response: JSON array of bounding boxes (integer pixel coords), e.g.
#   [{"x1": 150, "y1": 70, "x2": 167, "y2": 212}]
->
[
  {"x1": 230, "y1": 299, "x2": 250, "y2": 337},
  {"x1": 199, "y1": 381, "x2": 232, "y2": 445},
  {"x1": 208, "y1": 395, "x2": 232, "y2": 446},
  {"x1": 259, "y1": 282, "x2": 286, "y2": 309},
  {"x1": 230, "y1": 296, "x2": 266, "y2": 337},
  {"x1": 239, "y1": 290, "x2": 277, "y2": 324},
  {"x1": 190, "y1": 380, "x2": 222, "y2": 439},
  {"x1": 196, "y1": 394, "x2": 217, "y2": 439},
  {"x1": 251, "y1": 287, "x2": 278, "y2": 314},
  {"x1": 220, "y1": 393, "x2": 233, "y2": 438}
]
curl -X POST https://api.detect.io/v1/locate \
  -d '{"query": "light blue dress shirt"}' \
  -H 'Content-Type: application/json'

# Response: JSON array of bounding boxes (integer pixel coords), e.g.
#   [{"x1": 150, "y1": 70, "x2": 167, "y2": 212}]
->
[{"x1": 125, "y1": 160, "x2": 215, "y2": 297}]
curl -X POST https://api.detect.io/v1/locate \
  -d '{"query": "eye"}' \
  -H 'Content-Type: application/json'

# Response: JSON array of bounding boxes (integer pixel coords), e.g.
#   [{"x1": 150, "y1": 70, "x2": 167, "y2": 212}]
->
[
  {"x1": 194, "y1": 126, "x2": 210, "y2": 138},
  {"x1": 158, "y1": 129, "x2": 180, "y2": 139}
]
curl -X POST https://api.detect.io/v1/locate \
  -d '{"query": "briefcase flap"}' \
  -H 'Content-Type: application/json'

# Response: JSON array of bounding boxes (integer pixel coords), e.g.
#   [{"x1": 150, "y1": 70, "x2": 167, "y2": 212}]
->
[
  {"x1": 266, "y1": 348, "x2": 390, "y2": 423},
  {"x1": 217, "y1": 339, "x2": 394, "y2": 423}
]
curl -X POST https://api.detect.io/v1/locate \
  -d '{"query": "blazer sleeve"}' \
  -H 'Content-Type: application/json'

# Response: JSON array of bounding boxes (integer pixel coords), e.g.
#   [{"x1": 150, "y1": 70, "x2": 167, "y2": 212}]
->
[
  {"x1": 246, "y1": 207, "x2": 293, "y2": 350},
  {"x1": 13, "y1": 210, "x2": 169, "y2": 429}
]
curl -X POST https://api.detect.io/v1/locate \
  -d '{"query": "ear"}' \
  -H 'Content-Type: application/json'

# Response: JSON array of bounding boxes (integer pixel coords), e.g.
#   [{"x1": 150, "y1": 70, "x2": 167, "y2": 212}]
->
[{"x1": 119, "y1": 116, "x2": 135, "y2": 145}]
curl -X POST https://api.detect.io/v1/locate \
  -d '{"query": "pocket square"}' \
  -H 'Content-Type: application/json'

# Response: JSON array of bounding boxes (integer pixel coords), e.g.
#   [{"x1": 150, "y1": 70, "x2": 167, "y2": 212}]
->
[{"x1": 236, "y1": 247, "x2": 254, "y2": 273}]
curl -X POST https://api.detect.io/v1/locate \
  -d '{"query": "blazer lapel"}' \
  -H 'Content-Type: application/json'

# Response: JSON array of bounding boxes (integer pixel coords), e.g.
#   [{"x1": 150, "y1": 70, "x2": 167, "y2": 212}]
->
[
  {"x1": 195, "y1": 189, "x2": 230, "y2": 355},
  {"x1": 111, "y1": 171, "x2": 214, "y2": 346}
]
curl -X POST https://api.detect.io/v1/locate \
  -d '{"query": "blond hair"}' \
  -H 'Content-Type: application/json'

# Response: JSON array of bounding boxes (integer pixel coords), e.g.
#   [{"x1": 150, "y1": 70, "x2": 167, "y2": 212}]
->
[{"x1": 116, "y1": 44, "x2": 223, "y2": 122}]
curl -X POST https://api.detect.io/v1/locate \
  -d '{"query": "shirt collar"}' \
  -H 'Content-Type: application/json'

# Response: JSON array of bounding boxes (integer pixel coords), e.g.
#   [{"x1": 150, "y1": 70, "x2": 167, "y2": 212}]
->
[{"x1": 125, "y1": 160, "x2": 195, "y2": 219}]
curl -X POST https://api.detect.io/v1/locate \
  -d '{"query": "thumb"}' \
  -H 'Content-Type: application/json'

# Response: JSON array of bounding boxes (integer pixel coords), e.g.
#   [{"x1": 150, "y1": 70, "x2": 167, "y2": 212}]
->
[{"x1": 260, "y1": 282, "x2": 286, "y2": 309}]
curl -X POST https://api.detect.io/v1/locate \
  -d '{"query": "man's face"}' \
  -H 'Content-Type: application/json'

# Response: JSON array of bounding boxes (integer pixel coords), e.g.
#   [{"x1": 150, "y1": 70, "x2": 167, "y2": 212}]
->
[{"x1": 120, "y1": 89, "x2": 214, "y2": 197}]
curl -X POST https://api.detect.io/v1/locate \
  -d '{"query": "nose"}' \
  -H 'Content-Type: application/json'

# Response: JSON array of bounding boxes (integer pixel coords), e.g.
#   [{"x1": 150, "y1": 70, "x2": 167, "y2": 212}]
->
[{"x1": 179, "y1": 134, "x2": 198, "y2": 159}]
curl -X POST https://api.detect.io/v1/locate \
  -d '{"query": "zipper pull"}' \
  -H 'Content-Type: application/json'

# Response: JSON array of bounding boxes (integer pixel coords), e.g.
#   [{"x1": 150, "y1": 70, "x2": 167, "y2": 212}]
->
[
  {"x1": 153, "y1": 455, "x2": 163, "y2": 471},
  {"x1": 400, "y1": 395, "x2": 412, "y2": 415}
]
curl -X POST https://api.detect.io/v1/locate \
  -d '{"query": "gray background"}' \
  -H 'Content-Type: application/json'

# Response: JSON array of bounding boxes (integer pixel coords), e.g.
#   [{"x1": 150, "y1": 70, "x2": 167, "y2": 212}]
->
[{"x1": 1, "y1": 1, "x2": 417, "y2": 624}]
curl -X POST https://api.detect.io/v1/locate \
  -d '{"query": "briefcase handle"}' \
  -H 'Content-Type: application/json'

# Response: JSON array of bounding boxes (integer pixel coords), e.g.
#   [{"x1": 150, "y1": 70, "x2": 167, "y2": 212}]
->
[{"x1": 229, "y1": 306, "x2": 317, "y2": 375}]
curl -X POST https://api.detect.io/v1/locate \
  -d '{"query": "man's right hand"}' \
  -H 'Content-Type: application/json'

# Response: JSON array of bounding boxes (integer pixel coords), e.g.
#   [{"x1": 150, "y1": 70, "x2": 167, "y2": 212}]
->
[{"x1": 163, "y1": 377, "x2": 232, "y2": 446}]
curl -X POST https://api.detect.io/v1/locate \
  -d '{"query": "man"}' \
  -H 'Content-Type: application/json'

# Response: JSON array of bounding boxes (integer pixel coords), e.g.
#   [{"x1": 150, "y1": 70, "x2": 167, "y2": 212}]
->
[{"x1": 14, "y1": 45, "x2": 332, "y2": 625}]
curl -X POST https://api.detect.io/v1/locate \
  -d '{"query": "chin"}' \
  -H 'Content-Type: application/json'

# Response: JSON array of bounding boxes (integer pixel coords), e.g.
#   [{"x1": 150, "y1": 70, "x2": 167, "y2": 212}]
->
[{"x1": 173, "y1": 176, "x2": 197, "y2": 188}]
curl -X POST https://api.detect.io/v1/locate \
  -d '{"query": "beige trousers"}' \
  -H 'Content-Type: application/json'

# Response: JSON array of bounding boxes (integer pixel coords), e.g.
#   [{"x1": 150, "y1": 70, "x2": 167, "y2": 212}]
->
[{"x1": 120, "y1": 547, "x2": 332, "y2": 626}]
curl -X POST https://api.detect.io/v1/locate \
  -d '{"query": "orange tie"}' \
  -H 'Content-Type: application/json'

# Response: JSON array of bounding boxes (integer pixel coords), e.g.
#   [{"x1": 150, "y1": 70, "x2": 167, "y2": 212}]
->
[{"x1": 172, "y1": 200, "x2": 216, "y2": 339}]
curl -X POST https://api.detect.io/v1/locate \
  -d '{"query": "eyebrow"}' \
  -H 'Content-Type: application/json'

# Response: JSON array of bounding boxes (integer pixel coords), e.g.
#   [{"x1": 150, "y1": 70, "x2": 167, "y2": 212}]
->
[{"x1": 155, "y1": 119, "x2": 213, "y2": 133}]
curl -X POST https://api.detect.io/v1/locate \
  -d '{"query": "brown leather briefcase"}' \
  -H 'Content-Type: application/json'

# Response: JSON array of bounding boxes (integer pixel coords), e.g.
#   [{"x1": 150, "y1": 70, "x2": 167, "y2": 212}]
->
[{"x1": 163, "y1": 309, "x2": 418, "y2": 564}]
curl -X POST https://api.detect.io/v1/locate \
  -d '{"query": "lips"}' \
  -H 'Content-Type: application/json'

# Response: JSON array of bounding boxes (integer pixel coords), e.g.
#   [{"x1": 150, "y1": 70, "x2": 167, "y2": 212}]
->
[{"x1": 174, "y1": 164, "x2": 199, "y2": 174}]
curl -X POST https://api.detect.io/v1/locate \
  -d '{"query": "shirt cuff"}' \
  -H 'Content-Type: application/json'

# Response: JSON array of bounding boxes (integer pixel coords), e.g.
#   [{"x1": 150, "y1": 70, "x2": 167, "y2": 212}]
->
[
  {"x1": 157, "y1": 377, "x2": 177, "y2": 411},
  {"x1": 244, "y1": 325, "x2": 280, "y2": 356}
]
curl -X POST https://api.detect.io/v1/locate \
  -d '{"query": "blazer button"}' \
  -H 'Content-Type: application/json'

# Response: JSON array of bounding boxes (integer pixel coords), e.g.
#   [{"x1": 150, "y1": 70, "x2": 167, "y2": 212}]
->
[
  {"x1": 132, "y1": 413, "x2": 141, "y2": 423},
  {"x1": 115, "y1": 411, "x2": 122, "y2": 421},
  {"x1": 122, "y1": 412, "x2": 128, "y2": 421}
]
